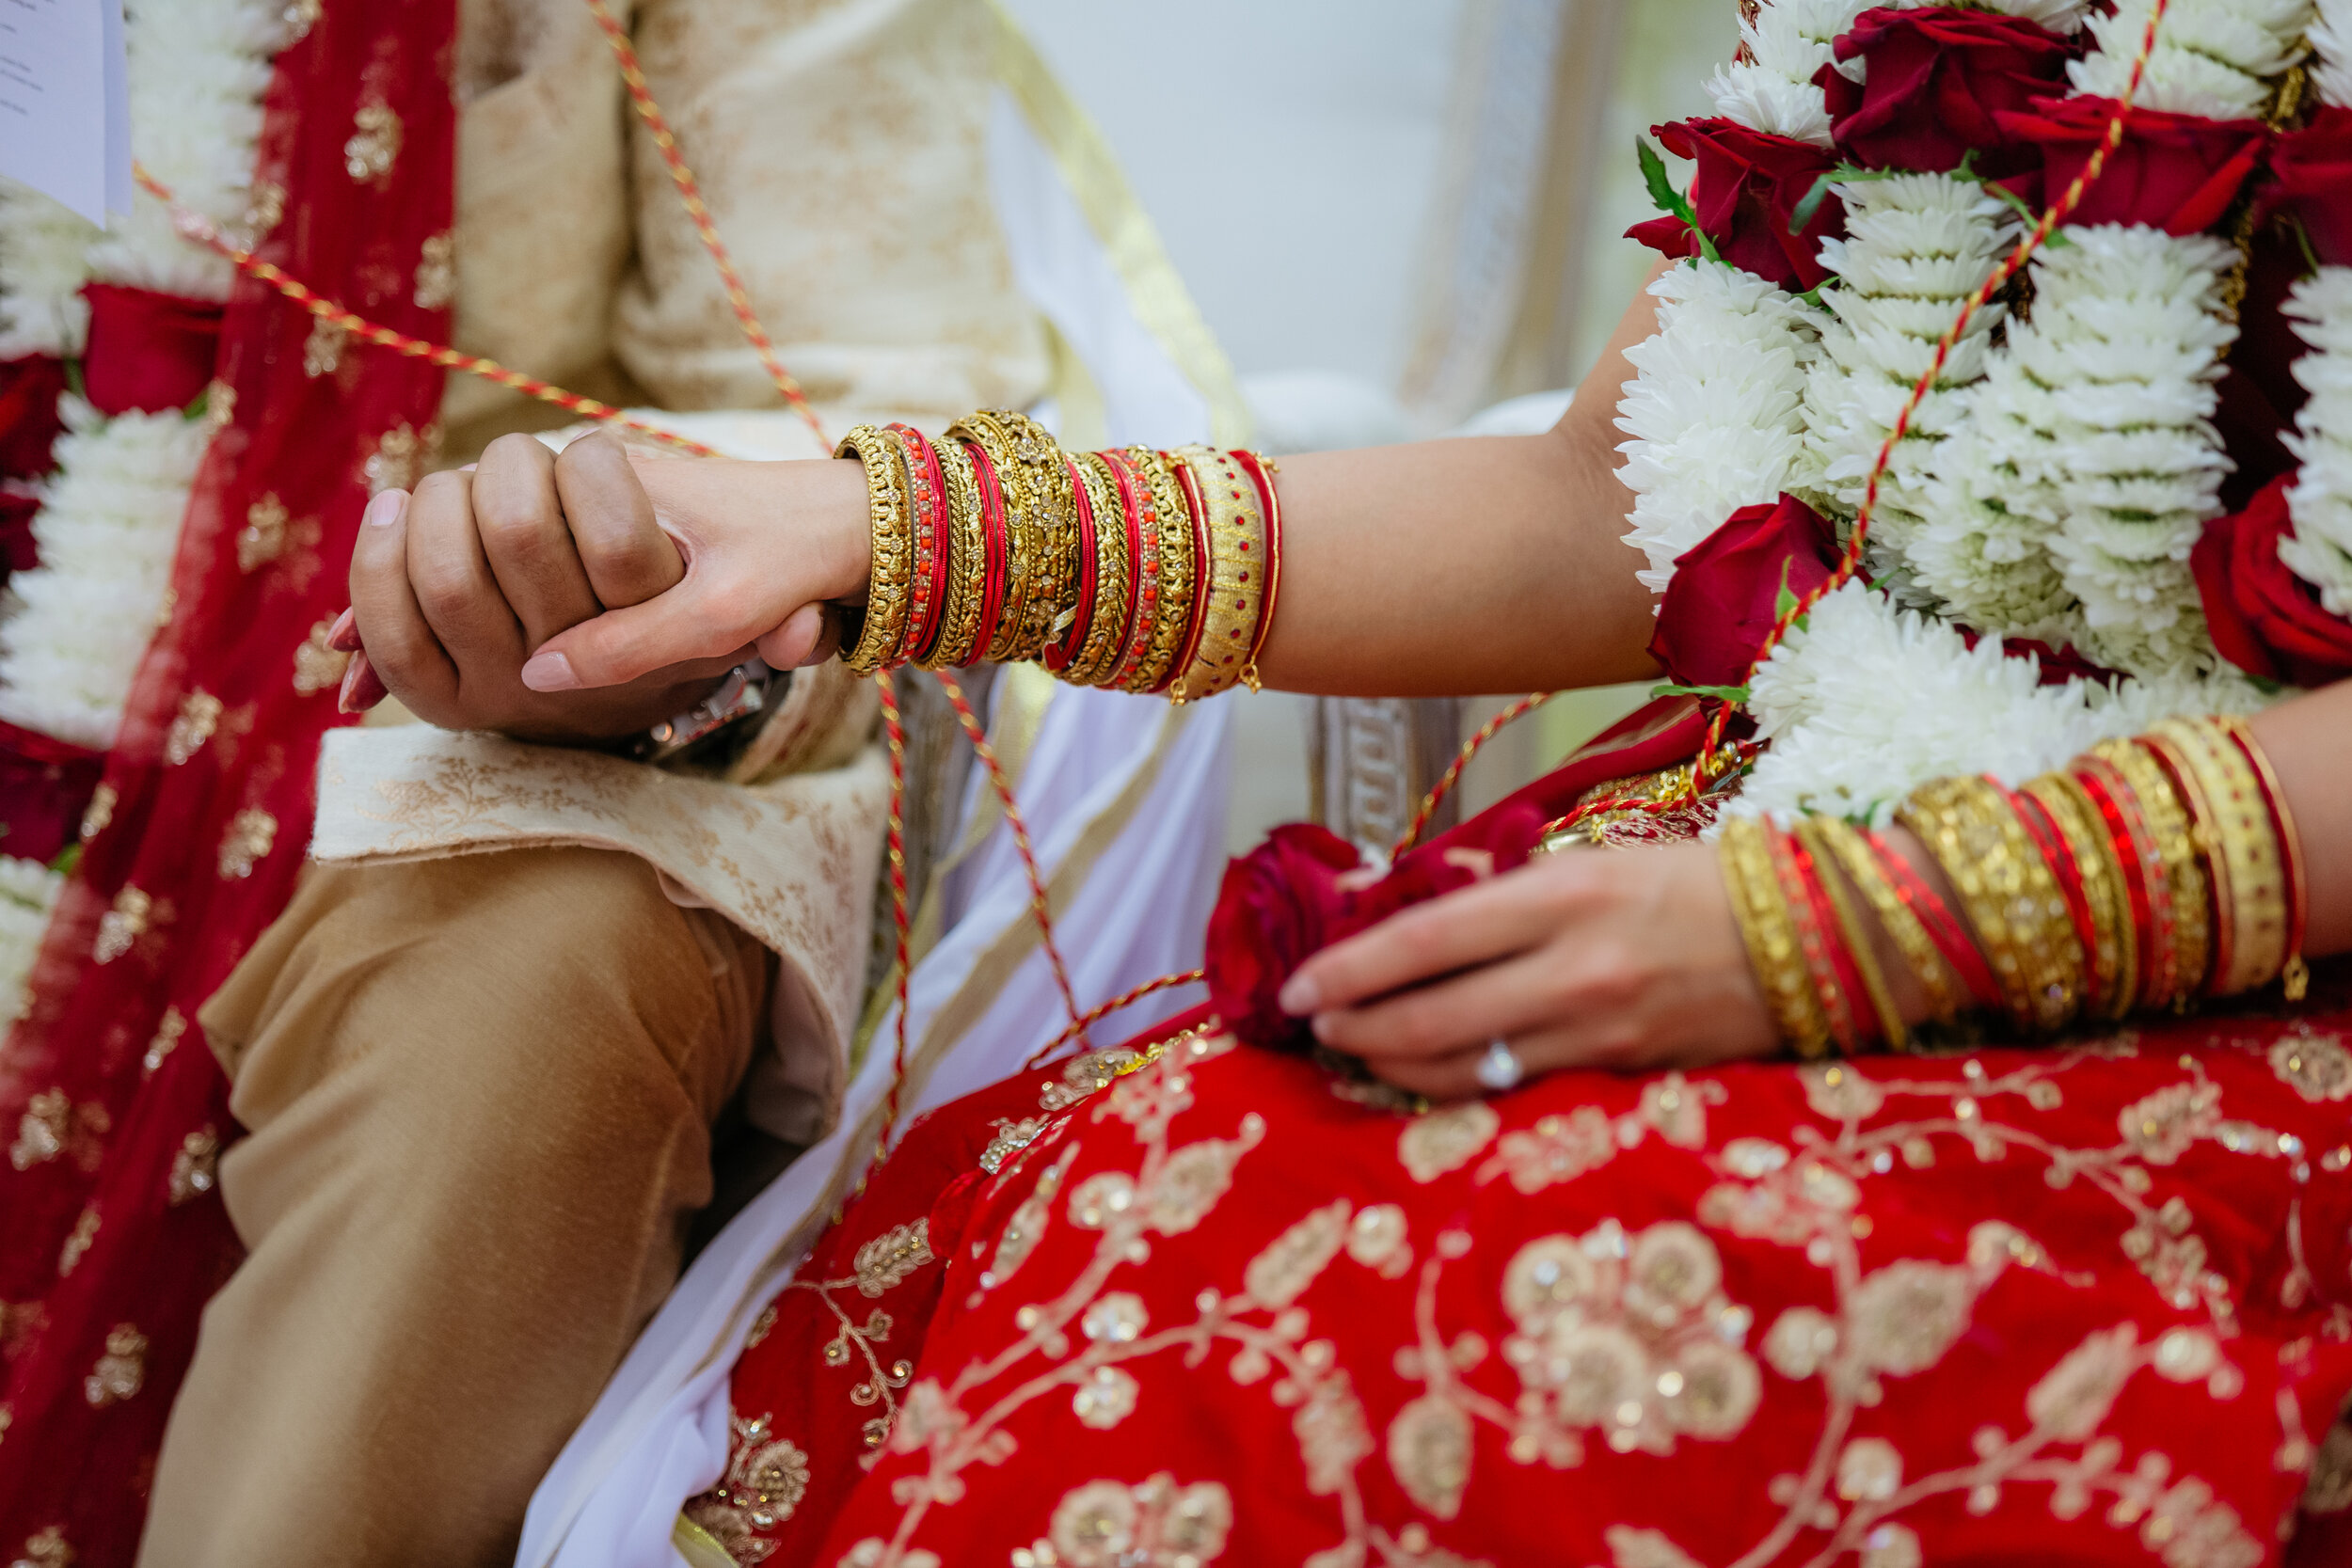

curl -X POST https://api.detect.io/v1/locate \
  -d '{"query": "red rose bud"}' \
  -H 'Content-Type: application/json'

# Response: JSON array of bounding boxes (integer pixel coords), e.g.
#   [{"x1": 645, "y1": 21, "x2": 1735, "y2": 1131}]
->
[
  {"x1": 1994, "y1": 97, "x2": 2268, "y2": 236},
  {"x1": 1627, "y1": 119, "x2": 1846, "y2": 293},
  {"x1": 0, "y1": 355, "x2": 69, "y2": 481},
  {"x1": 2259, "y1": 105, "x2": 2352, "y2": 268},
  {"x1": 1823, "y1": 7, "x2": 2077, "y2": 177},
  {"x1": 2190, "y1": 473, "x2": 2352, "y2": 689},
  {"x1": 1649, "y1": 493, "x2": 1841, "y2": 692},
  {"x1": 81, "y1": 284, "x2": 228, "y2": 418}
]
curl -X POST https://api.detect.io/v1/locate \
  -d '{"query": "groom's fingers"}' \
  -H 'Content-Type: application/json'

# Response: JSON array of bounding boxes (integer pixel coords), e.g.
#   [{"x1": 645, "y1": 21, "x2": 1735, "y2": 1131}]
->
[
  {"x1": 553, "y1": 432, "x2": 684, "y2": 609},
  {"x1": 472, "y1": 433, "x2": 601, "y2": 645},
  {"x1": 349, "y1": 489, "x2": 460, "y2": 718}
]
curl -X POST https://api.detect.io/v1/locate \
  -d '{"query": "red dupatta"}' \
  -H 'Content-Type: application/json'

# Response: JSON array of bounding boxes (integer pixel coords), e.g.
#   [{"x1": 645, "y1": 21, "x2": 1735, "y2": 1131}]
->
[{"x1": 0, "y1": 3, "x2": 454, "y2": 1557}]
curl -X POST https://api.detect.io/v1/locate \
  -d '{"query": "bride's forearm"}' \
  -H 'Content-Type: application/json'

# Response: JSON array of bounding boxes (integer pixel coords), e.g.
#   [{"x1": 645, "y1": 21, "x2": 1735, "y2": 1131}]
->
[
  {"x1": 1249, "y1": 283, "x2": 1667, "y2": 698},
  {"x1": 2248, "y1": 679, "x2": 2352, "y2": 957}
]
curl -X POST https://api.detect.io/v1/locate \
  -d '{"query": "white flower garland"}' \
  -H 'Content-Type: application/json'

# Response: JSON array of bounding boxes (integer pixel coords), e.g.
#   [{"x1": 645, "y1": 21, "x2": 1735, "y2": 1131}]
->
[
  {"x1": 1615, "y1": 261, "x2": 1823, "y2": 596},
  {"x1": 1735, "y1": 580, "x2": 2265, "y2": 825},
  {"x1": 2281, "y1": 268, "x2": 2352, "y2": 615},
  {"x1": 1801, "y1": 173, "x2": 2019, "y2": 593},
  {"x1": 2315, "y1": 0, "x2": 2352, "y2": 108},
  {"x1": 2071, "y1": 0, "x2": 2315, "y2": 119},
  {"x1": 0, "y1": 853, "x2": 63, "y2": 1026},
  {"x1": 0, "y1": 0, "x2": 282, "y2": 753}
]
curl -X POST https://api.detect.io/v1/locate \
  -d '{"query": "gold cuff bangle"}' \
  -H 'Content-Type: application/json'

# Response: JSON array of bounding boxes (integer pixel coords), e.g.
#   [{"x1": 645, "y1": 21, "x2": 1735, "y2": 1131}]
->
[
  {"x1": 1896, "y1": 775, "x2": 2084, "y2": 1034},
  {"x1": 2021, "y1": 771, "x2": 2136, "y2": 1021},
  {"x1": 2146, "y1": 717, "x2": 2289, "y2": 998},
  {"x1": 837, "y1": 423, "x2": 913, "y2": 674},
  {"x1": 1167, "y1": 445, "x2": 1269, "y2": 704},
  {"x1": 1719, "y1": 817, "x2": 1833, "y2": 1058},
  {"x1": 2089, "y1": 737, "x2": 2210, "y2": 1008}
]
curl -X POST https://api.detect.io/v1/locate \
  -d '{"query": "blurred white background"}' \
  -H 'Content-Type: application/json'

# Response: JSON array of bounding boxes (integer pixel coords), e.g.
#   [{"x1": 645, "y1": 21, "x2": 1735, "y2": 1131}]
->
[{"x1": 1002, "y1": 0, "x2": 1734, "y2": 847}]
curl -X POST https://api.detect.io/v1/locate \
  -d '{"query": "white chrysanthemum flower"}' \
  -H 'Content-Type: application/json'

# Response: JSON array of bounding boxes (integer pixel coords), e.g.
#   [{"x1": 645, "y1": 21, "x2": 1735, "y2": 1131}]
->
[
  {"x1": 1707, "y1": 0, "x2": 1878, "y2": 146},
  {"x1": 84, "y1": 0, "x2": 286, "y2": 298},
  {"x1": 1616, "y1": 261, "x2": 1824, "y2": 596},
  {"x1": 0, "y1": 399, "x2": 213, "y2": 750},
  {"x1": 2316, "y1": 0, "x2": 2352, "y2": 107},
  {"x1": 2071, "y1": 0, "x2": 2315, "y2": 120},
  {"x1": 1800, "y1": 175, "x2": 2017, "y2": 592},
  {"x1": 2281, "y1": 268, "x2": 2352, "y2": 615},
  {"x1": 0, "y1": 853, "x2": 63, "y2": 1025},
  {"x1": 2002, "y1": 227, "x2": 2239, "y2": 677},
  {"x1": 0, "y1": 182, "x2": 100, "y2": 359},
  {"x1": 1735, "y1": 581, "x2": 2268, "y2": 824}
]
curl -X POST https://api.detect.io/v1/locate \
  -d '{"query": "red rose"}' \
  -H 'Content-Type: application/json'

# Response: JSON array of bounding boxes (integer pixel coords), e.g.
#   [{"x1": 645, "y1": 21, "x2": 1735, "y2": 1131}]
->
[
  {"x1": 1822, "y1": 8, "x2": 2076, "y2": 177},
  {"x1": 2259, "y1": 105, "x2": 2352, "y2": 267},
  {"x1": 1994, "y1": 97, "x2": 2268, "y2": 235},
  {"x1": 1649, "y1": 493, "x2": 1841, "y2": 691},
  {"x1": 81, "y1": 282, "x2": 226, "y2": 418},
  {"x1": 2190, "y1": 473, "x2": 2352, "y2": 688},
  {"x1": 1205, "y1": 805, "x2": 1553, "y2": 1051},
  {"x1": 0, "y1": 490, "x2": 38, "y2": 581},
  {"x1": 0, "y1": 355, "x2": 68, "y2": 481},
  {"x1": 1627, "y1": 119, "x2": 1845, "y2": 293}
]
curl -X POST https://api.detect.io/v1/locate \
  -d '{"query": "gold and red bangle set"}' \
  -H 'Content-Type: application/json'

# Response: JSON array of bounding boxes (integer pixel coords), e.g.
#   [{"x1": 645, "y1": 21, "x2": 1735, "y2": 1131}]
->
[
  {"x1": 838, "y1": 413, "x2": 1280, "y2": 702},
  {"x1": 1720, "y1": 715, "x2": 2308, "y2": 1058}
]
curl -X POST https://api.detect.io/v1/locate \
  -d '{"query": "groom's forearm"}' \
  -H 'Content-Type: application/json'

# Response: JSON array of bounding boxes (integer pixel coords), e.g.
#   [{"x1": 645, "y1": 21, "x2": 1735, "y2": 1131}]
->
[{"x1": 1248, "y1": 271, "x2": 1668, "y2": 698}]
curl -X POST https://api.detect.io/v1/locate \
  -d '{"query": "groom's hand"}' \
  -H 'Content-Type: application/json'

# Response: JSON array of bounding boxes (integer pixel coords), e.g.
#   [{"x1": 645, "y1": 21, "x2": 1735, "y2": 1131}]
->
[{"x1": 346, "y1": 431, "x2": 747, "y2": 745}]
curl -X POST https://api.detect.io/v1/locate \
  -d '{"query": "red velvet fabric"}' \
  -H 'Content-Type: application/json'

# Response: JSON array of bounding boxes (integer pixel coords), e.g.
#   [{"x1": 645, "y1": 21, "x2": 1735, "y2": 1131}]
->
[
  {"x1": 0, "y1": 2, "x2": 455, "y2": 1557},
  {"x1": 79, "y1": 284, "x2": 228, "y2": 418}
]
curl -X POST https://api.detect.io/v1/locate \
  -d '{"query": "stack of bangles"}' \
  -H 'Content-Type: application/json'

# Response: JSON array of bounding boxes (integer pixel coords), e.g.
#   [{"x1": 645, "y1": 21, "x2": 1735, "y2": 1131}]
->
[
  {"x1": 833, "y1": 411, "x2": 1283, "y2": 703},
  {"x1": 1720, "y1": 715, "x2": 2308, "y2": 1058}
]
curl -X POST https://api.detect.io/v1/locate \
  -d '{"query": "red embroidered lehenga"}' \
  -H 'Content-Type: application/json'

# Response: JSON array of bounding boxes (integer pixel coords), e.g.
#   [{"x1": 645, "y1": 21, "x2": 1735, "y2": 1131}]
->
[{"x1": 684, "y1": 721, "x2": 2352, "y2": 1568}]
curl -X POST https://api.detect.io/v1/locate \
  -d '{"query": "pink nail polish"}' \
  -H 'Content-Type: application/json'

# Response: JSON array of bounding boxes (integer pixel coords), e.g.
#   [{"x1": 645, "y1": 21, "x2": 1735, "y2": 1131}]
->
[
  {"x1": 362, "y1": 490, "x2": 406, "y2": 528},
  {"x1": 337, "y1": 650, "x2": 385, "y2": 714},
  {"x1": 326, "y1": 606, "x2": 360, "y2": 653},
  {"x1": 519, "y1": 650, "x2": 579, "y2": 692}
]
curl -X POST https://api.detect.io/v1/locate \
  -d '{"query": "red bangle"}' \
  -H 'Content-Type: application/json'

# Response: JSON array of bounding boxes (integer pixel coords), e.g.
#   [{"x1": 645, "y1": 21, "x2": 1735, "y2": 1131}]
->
[
  {"x1": 1158, "y1": 453, "x2": 1216, "y2": 695},
  {"x1": 961, "y1": 436, "x2": 1010, "y2": 665},
  {"x1": 1046, "y1": 454, "x2": 1100, "y2": 673},
  {"x1": 2011, "y1": 785, "x2": 2103, "y2": 1015},
  {"x1": 1101, "y1": 448, "x2": 1165, "y2": 691},
  {"x1": 889, "y1": 424, "x2": 953, "y2": 668},
  {"x1": 1232, "y1": 449, "x2": 1282, "y2": 685},
  {"x1": 1772, "y1": 825, "x2": 1862, "y2": 1054},
  {"x1": 1861, "y1": 826, "x2": 2004, "y2": 1009},
  {"x1": 2071, "y1": 756, "x2": 2172, "y2": 1009},
  {"x1": 2226, "y1": 721, "x2": 2309, "y2": 990}
]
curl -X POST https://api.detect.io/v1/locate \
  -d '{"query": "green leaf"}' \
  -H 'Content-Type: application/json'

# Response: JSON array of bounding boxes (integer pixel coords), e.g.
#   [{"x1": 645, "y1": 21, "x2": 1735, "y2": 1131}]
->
[
  {"x1": 1651, "y1": 682, "x2": 1752, "y2": 705},
  {"x1": 2288, "y1": 214, "x2": 2323, "y2": 279},
  {"x1": 183, "y1": 384, "x2": 210, "y2": 422},
  {"x1": 1638, "y1": 136, "x2": 1724, "y2": 267},
  {"x1": 1788, "y1": 172, "x2": 1836, "y2": 236},
  {"x1": 61, "y1": 357, "x2": 85, "y2": 401},
  {"x1": 48, "y1": 843, "x2": 80, "y2": 880}
]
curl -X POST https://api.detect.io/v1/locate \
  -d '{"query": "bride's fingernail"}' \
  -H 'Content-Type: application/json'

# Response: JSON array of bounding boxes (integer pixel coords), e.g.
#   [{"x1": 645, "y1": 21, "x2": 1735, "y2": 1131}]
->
[
  {"x1": 520, "y1": 650, "x2": 579, "y2": 691},
  {"x1": 326, "y1": 606, "x2": 360, "y2": 652},
  {"x1": 363, "y1": 490, "x2": 406, "y2": 528},
  {"x1": 1278, "y1": 974, "x2": 1320, "y2": 1015},
  {"x1": 337, "y1": 651, "x2": 385, "y2": 714}
]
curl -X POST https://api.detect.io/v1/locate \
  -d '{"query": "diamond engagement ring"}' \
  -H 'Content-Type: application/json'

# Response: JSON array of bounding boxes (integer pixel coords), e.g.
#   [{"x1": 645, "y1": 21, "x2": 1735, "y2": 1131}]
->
[{"x1": 1475, "y1": 1037, "x2": 1524, "y2": 1093}]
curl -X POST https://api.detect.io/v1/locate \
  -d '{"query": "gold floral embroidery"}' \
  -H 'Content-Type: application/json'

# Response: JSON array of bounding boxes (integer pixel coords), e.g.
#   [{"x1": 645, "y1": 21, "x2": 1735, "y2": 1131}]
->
[
  {"x1": 2269, "y1": 1027, "x2": 2352, "y2": 1102},
  {"x1": 281, "y1": 0, "x2": 321, "y2": 42},
  {"x1": 57, "y1": 1204, "x2": 98, "y2": 1275},
  {"x1": 1014, "y1": 1474, "x2": 1232, "y2": 1568},
  {"x1": 167, "y1": 1126, "x2": 219, "y2": 1206},
  {"x1": 292, "y1": 617, "x2": 350, "y2": 695},
  {"x1": 683, "y1": 1413, "x2": 809, "y2": 1563},
  {"x1": 8, "y1": 1090, "x2": 107, "y2": 1173},
  {"x1": 1398, "y1": 1102, "x2": 1498, "y2": 1183},
  {"x1": 1602, "y1": 1526, "x2": 1706, "y2": 1568},
  {"x1": 1243, "y1": 1199, "x2": 1349, "y2": 1310},
  {"x1": 165, "y1": 691, "x2": 223, "y2": 766},
  {"x1": 11, "y1": 1527, "x2": 72, "y2": 1568},
  {"x1": 79, "y1": 783, "x2": 115, "y2": 842},
  {"x1": 1388, "y1": 1392, "x2": 1473, "y2": 1519},
  {"x1": 2307, "y1": 1418, "x2": 2352, "y2": 1513},
  {"x1": 1479, "y1": 1105, "x2": 1614, "y2": 1196},
  {"x1": 1, "y1": 1299, "x2": 47, "y2": 1362},
  {"x1": 979, "y1": 1117, "x2": 1044, "y2": 1175},
  {"x1": 82, "y1": 1323, "x2": 145, "y2": 1407},
  {"x1": 362, "y1": 421, "x2": 421, "y2": 495},
  {"x1": 989, "y1": 1144, "x2": 1077, "y2": 1288},
  {"x1": 200, "y1": 377, "x2": 235, "y2": 435},
  {"x1": 143, "y1": 1007, "x2": 186, "y2": 1075},
  {"x1": 240, "y1": 179, "x2": 285, "y2": 243},
  {"x1": 853, "y1": 1221, "x2": 932, "y2": 1298},
  {"x1": 344, "y1": 99, "x2": 403, "y2": 185},
  {"x1": 1344, "y1": 1203, "x2": 1410, "y2": 1277},
  {"x1": 239, "y1": 494, "x2": 296, "y2": 572},
  {"x1": 92, "y1": 887, "x2": 151, "y2": 964},
  {"x1": 217, "y1": 809, "x2": 278, "y2": 879},
  {"x1": 413, "y1": 231, "x2": 454, "y2": 311},
  {"x1": 2120, "y1": 1080, "x2": 2222, "y2": 1164},
  {"x1": 301, "y1": 317, "x2": 346, "y2": 379},
  {"x1": 1041, "y1": 1047, "x2": 1143, "y2": 1112}
]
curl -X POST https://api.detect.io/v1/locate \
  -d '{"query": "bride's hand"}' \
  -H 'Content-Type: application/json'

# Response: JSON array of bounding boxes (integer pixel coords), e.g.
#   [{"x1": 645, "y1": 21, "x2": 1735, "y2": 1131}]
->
[
  {"x1": 516, "y1": 450, "x2": 873, "y2": 693},
  {"x1": 1276, "y1": 841, "x2": 1777, "y2": 1100}
]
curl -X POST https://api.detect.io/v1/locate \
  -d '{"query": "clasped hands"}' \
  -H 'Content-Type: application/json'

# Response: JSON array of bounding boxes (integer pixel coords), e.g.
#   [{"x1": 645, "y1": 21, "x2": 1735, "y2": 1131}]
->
[{"x1": 342, "y1": 433, "x2": 1779, "y2": 1096}]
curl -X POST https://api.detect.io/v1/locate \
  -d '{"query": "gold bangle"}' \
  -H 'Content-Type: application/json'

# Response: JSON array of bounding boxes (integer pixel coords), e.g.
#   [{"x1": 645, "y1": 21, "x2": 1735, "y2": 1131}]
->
[
  {"x1": 925, "y1": 437, "x2": 989, "y2": 670},
  {"x1": 1805, "y1": 816, "x2": 1958, "y2": 1036},
  {"x1": 2147, "y1": 717, "x2": 2289, "y2": 998},
  {"x1": 1065, "y1": 452, "x2": 1133, "y2": 688},
  {"x1": 1167, "y1": 446, "x2": 1270, "y2": 703},
  {"x1": 2221, "y1": 715, "x2": 2309, "y2": 1002},
  {"x1": 1719, "y1": 817, "x2": 1833, "y2": 1057},
  {"x1": 1795, "y1": 818, "x2": 1907, "y2": 1052},
  {"x1": 2022, "y1": 771, "x2": 2137, "y2": 1021},
  {"x1": 1896, "y1": 776, "x2": 2083, "y2": 1034},
  {"x1": 1119, "y1": 447, "x2": 1199, "y2": 694},
  {"x1": 836, "y1": 424, "x2": 913, "y2": 674},
  {"x1": 2090, "y1": 738, "x2": 2210, "y2": 1008},
  {"x1": 947, "y1": 410, "x2": 1081, "y2": 664}
]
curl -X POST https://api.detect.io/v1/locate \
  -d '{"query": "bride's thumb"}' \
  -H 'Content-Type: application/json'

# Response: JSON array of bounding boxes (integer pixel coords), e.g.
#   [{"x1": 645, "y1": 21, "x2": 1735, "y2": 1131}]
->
[{"x1": 521, "y1": 598, "x2": 694, "y2": 692}]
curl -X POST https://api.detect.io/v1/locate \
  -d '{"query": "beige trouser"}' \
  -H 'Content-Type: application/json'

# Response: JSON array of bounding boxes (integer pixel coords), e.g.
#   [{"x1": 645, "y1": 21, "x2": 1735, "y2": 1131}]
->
[{"x1": 137, "y1": 847, "x2": 770, "y2": 1568}]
